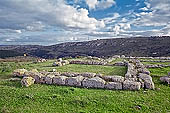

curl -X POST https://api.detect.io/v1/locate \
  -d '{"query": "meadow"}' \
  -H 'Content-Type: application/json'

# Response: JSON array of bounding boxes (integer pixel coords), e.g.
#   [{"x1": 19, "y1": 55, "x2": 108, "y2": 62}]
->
[{"x1": 0, "y1": 59, "x2": 170, "y2": 113}]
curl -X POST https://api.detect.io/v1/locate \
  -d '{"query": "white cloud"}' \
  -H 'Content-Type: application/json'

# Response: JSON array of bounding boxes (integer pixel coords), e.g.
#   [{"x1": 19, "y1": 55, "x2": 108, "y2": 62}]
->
[
  {"x1": 140, "y1": 7, "x2": 149, "y2": 11},
  {"x1": 0, "y1": 0, "x2": 105, "y2": 31},
  {"x1": 85, "y1": 0, "x2": 115, "y2": 10},
  {"x1": 85, "y1": 0, "x2": 98, "y2": 9},
  {"x1": 102, "y1": 13, "x2": 120, "y2": 24}
]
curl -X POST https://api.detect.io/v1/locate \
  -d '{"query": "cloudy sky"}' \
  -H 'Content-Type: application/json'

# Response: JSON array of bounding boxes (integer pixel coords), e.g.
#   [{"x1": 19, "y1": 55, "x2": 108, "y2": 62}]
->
[{"x1": 0, "y1": 0, "x2": 170, "y2": 45}]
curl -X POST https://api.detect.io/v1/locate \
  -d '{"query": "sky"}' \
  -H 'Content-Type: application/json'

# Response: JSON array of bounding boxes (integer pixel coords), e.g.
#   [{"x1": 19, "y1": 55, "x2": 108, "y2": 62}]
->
[{"x1": 0, "y1": 0, "x2": 170, "y2": 45}]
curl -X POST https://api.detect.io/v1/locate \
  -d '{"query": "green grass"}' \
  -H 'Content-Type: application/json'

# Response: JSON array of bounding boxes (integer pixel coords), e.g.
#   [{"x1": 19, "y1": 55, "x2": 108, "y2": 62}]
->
[
  {"x1": 0, "y1": 60, "x2": 126, "y2": 76},
  {"x1": 149, "y1": 67, "x2": 170, "y2": 76},
  {"x1": 142, "y1": 62, "x2": 170, "y2": 65},
  {"x1": 0, "y1": 60, "x2": 170, "y2": 113}
]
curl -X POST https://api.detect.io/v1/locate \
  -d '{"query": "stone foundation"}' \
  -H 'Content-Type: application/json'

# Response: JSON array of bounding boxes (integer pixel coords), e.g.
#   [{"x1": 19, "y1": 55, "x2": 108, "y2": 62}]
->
[{"x1": 14, "y1": 59, "x2": 155, "y2": 90}]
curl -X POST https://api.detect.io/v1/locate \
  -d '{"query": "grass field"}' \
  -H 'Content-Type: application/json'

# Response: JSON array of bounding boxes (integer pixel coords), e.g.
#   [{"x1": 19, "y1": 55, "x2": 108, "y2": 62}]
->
[
  {"x1": 142, "y1": 61, "x2": 170, "y2": 65},
  {"x1": 0, "y1": 59, "x2": 170, "y2": 113}
]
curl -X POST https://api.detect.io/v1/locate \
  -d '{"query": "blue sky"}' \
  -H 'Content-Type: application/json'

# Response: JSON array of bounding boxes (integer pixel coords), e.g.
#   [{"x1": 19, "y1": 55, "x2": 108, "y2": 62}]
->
[{"x1": 0, "y1": 0, "x2": 170, "y2": 45}]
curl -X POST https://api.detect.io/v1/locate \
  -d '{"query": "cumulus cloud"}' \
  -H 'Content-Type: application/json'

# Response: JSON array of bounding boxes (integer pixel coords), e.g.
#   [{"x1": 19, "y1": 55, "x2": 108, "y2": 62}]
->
[
  {"x1": 0, "y1": 0, "x2": 105, "y2": 31},
  {"x1": 85, "y1": 0, "x2": 115, "y2": 10},
  {"x1": 134, "y1": 0, "x2": 170, "y2": 27}
]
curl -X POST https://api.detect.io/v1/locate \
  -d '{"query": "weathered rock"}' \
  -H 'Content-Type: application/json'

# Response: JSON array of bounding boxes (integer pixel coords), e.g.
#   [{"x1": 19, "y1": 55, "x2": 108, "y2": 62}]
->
[
  {"x1": 23, "y1": 71, "x2": 44, "y2": 84},
  {"x1": 61, "y1": 60, "x2": 69, "y2": 65},
  {"x1": 138, "y1": 73, "x2": 154, "y2": 89},
  {"x1": 52, "y1": 72, "x2": 60, "y2": 76},
  {"x1": 125, "y1": 77, "x2": 138, "y2": 81},
  {"x1": 53, "y1": 76, "x2": 67, "y2": 85},
  {"x1": 52, "y1": 62, "x2": 62, "y2": 67},
  {"x1": 45, "y1": 75, "x2": 55, "y2": 84},
  {"x1": 21, "y1": 76, "x2": 35, "y2": 87},
  {"x1": 52, "y1": 69, "x2": 56, "y2": 72},
  {"x1": 121, "y1": 55, "x2": 126, "y2": 58},
  {"x1": 30, "y1": 69, "x2": 39, "y2": 73},
  {"x1": 13, "y1": 69, "x2": 28, "y2": 77},
  {"x1": 138, "y1": 68, "x2": 150, "y2": 75},
  {"x1": 58, "y1": 58, "x2": 62, "y2": 62},
  {"x1": 102, "y1": 76, "x2": 124, "y2": 82},
  {"x1": 105, "y1": 82, "x2": 122, "y2": 90},
  {"x1": 136, "y1": 61, "x2": 145, "y2": 68},
  {"x1": 80, "y1": 72, "x2": 96, "y2": 78},
  {"x1": 95, "y1": 74, "x2": 103, "y2": 78},
  {"x1": 125, "y1": 62, "x2": 138, "y2": 78},
  {"x1": 65, "y1": 76, "x2": 84, "y2": 87},
  {"x1": 125, "y1": 72, "x2": 132, "y2": 78},
  {"x1": 138, "y1": 78, "x2": 145, "y2": 88},
  {"x1": 114, "y1": 62, "x2": 125, "y2": 66},
  {"x1": 82, "y1": 77, "x2": 106, "y2": 88},
  {"x1": 160, "y1": 76, "x2": 170, "y2": 85},
  {"x1": 168, "y1": 72, "x2": 170, "y2": 76},
  {"x1": 123, "y1": 80, "x2": 141, "y2": 90},
  {"x1": 70, "y1": 60, "x2": 107, "y2": 65},
  {"x1": 61, "y1": 72, "x2": 79, "y2": 77},
  {"x1": 38, "y1": 76, "x2": 46, "y2": 84}
]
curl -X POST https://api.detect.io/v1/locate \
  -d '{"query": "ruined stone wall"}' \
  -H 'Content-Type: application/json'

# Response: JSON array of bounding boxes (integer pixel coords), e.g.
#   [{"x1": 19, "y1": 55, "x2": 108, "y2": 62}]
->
[{"x1": 15, "y1": 59, "x2": 155, "y2": 91}]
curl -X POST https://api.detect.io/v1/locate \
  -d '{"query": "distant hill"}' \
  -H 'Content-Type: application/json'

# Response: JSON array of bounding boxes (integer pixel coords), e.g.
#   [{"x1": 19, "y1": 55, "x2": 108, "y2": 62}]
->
[{"x1": 0, "y1": 36, "x2": 170, "y2": 58}]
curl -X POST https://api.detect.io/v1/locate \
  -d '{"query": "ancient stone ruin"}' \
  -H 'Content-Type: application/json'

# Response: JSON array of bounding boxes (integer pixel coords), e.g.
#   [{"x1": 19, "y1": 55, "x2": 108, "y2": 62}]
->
[{"x1": 13, "y1": 58, "x2": 155, "y2": 91}]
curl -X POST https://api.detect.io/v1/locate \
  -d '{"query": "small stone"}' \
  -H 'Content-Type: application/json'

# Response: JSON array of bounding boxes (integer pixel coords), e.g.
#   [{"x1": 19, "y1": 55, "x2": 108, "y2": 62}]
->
[
  {"x1": 52, "y1": 62, "x2": 62, "y2": 67},
  {"x1": 168, "y1": 72, "x2": 170, "y2": 76},
  {"x1": 155, "y1": 88, "x2": 160, "y2": 91},
  {"x1": 52, "y1": 69, "x2": 56, "y2": 72},
  {"x1": 134, "y1": 105, "x2": 141, "y2": 110},
  {"x1": 160, "y1": 76, "x2": 170, "y2": 85}
]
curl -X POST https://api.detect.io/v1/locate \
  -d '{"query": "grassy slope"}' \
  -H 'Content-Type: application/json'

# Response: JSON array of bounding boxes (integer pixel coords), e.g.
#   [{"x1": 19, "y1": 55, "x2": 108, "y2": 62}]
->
[{"x1": 0, "y1": 60, "x2": 170, "y2": 113}]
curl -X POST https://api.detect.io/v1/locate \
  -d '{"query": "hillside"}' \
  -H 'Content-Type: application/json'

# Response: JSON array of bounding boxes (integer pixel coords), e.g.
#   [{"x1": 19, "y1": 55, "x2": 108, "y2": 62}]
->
[{"x1": 0, "y1": 36, "x2": 170, "y2": 58}]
